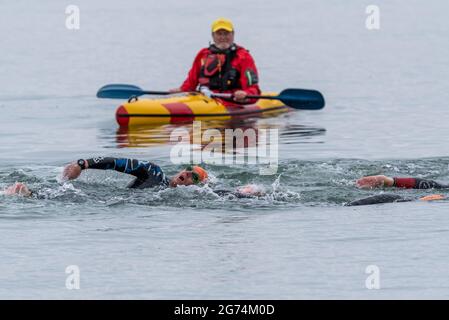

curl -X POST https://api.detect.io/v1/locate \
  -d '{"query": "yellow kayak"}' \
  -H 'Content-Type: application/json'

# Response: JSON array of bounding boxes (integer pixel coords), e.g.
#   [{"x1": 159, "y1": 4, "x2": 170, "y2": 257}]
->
[{"x1": 116, "y1": 92, "x2": 289, "y2": 126}]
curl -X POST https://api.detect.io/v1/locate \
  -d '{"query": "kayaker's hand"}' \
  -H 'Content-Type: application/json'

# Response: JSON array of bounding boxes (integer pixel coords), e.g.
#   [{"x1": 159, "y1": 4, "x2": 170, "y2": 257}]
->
[
  {"x1": 169, "y1": 88, "x2": 183, "y2": 93},
  {"x1": 62, "y1": 162, "x2": 83, "y2": 181},
  {"x1": 356, "y1": 175, "x2": 394, "y2": 189},
  {"x1": 233, "y1": 90, "x2": 247, "y2": 102},
  {"x1": 199, "y1": 86, "x2": 213, "y2": 98}
]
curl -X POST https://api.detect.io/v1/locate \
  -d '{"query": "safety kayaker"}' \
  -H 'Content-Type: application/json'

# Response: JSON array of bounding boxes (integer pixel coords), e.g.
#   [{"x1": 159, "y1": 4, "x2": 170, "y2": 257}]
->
[
  {"x1": 346, "y1": 175, "x2": 448, "y2": 206},
  {"x1": 1, "y1": 157, "x2": 264, "y2": 198},
  {"x1": 169, "y1": 18, "x2": 261, "y2": 105}
]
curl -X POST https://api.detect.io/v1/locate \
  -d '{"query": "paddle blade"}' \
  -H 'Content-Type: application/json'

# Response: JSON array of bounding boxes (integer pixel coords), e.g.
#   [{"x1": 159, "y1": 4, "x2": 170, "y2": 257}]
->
[
  {"x1": 96, "y1": 84, "x2": 145, "y2": 99},
  {"x1": 278, "y1": 88, "x2": 325, "y2": 110}
]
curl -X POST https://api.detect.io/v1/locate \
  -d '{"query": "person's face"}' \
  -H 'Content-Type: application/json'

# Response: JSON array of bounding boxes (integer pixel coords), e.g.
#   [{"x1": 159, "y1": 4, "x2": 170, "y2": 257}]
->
[
  {"x1": 169, "y1": 169, "x2": 200, "y2": 187},
  {"x1": 212, "y1": 29, "x2": 234, "y2": 50}
]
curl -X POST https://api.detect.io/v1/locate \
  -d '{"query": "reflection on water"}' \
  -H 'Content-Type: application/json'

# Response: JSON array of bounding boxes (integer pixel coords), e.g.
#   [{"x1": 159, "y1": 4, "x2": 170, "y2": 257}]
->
[
  {"x1": 280, "y1": 125, "x2": 326, "y2": 144},
  {"x1": 115, "y1": 119, "x2": 326, "y2": 149}
]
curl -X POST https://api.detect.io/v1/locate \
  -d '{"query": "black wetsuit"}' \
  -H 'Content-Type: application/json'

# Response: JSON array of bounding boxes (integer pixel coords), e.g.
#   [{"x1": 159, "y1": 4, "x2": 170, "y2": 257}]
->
[
  {"x1": 83, "y1": 157, "x2": 250, "y2": 197},
  {"x1": 85, "y1": 157, "x2": 170, "y2": 188},
  {"x1": 345, "y1": 194, "x2": 413, "y2": 206},
  {"x1": 346, "y1": 177, "x2": 449, "y2": 206}
]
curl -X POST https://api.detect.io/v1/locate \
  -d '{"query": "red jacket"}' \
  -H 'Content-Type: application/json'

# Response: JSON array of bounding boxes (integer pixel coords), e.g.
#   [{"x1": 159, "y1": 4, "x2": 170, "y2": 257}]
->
[{"x1": 180, "y1": 45, "x2": 261, "y2": 105}]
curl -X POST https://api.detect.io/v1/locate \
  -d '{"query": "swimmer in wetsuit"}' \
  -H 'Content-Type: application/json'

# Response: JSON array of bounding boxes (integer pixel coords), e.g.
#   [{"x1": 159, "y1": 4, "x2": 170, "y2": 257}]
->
[
  {"x1": 2, "y1": 157, "x2": 263, "y2": 198},
  {"x1": 64, "y1": 157, "x2": 192, "y2": 188},
  {"x1": 7, "y1": 161, "x2": 445, "y2": 205},
  {"x1": 346, "y1": 175, "x2": 448, "y2": 206}
]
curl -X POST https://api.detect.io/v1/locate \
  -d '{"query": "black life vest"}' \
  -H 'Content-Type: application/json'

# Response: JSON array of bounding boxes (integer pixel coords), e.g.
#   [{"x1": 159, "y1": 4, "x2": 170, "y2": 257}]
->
[{"x1": 198, "y1": 44, "x2": 241, "y2": 91}]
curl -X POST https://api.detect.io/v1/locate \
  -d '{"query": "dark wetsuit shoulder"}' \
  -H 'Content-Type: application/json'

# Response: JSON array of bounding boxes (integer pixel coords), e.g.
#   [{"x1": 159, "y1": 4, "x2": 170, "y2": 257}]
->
[
  {"x1": 345, "y1": 194, "x2": 413, "y2": 206},
  {"x1": 85, "y1": 157, "x2": 170, "y2": 189}
]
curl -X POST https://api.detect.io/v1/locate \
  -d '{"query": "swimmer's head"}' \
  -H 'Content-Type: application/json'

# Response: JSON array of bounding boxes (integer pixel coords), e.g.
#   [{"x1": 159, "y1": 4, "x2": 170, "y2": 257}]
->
[{"x1": 169, "y1": 165, "x2": 208, "y2": 187}]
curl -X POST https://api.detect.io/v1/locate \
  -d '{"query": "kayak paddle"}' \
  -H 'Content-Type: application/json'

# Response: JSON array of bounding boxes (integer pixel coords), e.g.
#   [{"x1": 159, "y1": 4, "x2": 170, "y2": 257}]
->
[
  {"x1": 211, "y1": 89, "x2": 325, "y2": 110},
  {"x1": 97, "y1": 84, "x2": 325, "y2": 110},
  {"x1": 97, "y1": 84, "x2": 171, "y2": 98}
]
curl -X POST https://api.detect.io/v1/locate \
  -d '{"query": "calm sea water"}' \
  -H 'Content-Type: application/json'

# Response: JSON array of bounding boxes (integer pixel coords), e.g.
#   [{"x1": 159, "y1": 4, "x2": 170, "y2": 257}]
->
[{"x1": 1, "y1": 0, "x2": 449, "y2": 299}]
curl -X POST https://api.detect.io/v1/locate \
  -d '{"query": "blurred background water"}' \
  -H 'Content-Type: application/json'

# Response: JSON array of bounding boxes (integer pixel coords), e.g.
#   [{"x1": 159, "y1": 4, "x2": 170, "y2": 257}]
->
[{"x1": 1, "y1": 0, "x2": 449, "y2": 299}]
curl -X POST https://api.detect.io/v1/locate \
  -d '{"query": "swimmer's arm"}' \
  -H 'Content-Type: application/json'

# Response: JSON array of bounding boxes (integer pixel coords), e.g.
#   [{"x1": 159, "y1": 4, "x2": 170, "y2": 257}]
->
[
  {"x1": 356, "y1": 175, "x2": 394, "y2": 189},
  {"x1": 357, "y1": 175, "x2": 448, "y2": 189},
  {"x1": 63, "y1": 157, "x2": 151, "y2": 180},
  {"x1": 393, "y1": 178, "x2": 448, "y2": 189},
  {"x1": 236, "y1": 184, "x2": 265, "y2": 196},
  {"x1": 213, "y1": 189, "x2": 257, "y2": 198},
  {"x1": 213, "y1": 185, "x2": 265, "y2": 198},
  {"x1": 210, "y1": 184, "x2": 265, "y2": 198}
]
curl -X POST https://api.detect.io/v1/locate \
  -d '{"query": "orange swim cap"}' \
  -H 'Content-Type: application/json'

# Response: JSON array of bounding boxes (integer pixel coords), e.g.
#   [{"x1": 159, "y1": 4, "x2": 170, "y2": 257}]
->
[
  {"x1": 419, "y1": 194, "x2": 445, "y2": 201},
  {"x1": 192, "y1": 166, "x2": 208, "y2": 182}
]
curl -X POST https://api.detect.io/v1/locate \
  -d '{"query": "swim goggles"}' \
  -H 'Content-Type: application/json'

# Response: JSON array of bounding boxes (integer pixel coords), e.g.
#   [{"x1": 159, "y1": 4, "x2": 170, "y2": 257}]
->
[{"x1": 185, "y1": 165, "x2": 200, "y2": 184}]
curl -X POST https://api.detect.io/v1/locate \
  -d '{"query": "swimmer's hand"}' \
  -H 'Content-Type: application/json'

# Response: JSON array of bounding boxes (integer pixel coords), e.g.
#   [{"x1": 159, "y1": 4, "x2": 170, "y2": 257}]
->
[
  {"x1": 236, "y1": 184, "x2": 265, "y2": 197},
  {"x1": 3, "y1": 182, "x2": 32, "y2": 196},
  {"x1": 356, "y1": 175, "x2": 394, "y2": 189},
  {"x1": 62, "y1": 162, "x2": 82, "y2": 180}
]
